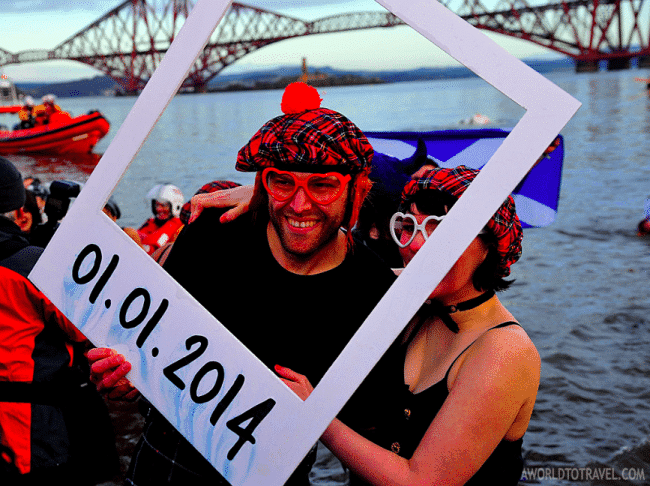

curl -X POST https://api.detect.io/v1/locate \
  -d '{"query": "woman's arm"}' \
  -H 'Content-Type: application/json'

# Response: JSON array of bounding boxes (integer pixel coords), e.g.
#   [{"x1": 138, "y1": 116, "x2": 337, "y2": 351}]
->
[
  {"x1": 189, "y1": 184, "x2": 254, "y2": 224},
  {"x1": 276, "y1": 328, "x2": 540, "y2": 486},
  {"x1": 276, "y1": 365, "x2": 417, "y2": 485},
  {"x1": 321, "y1": 418, "x2": 418, "y2": 486}
]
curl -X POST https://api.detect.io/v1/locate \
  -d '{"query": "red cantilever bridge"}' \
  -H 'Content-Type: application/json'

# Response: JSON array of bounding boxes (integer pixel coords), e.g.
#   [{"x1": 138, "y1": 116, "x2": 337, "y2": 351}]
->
[{"x1": 1, "y1": 0, "x2": 649, "y2": 93}]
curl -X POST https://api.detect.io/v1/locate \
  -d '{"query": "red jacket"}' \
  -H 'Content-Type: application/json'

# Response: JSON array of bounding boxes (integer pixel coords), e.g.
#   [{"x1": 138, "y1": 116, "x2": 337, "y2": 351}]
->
[
  {"x1": 0, "y1": 223, "x2": 86, "y2": 475},
  {"x1": 0, "y1": 265, "x2": 88, "y2": 473},
  {"x1": 137, "y1": 217, "x2": 184, "y2": 255}
]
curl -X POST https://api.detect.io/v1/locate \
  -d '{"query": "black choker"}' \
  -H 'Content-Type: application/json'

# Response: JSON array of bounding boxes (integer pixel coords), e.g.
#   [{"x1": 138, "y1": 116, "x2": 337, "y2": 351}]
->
[{"x1": 423, "y1": 290, "x2": 495, "y2": 333}]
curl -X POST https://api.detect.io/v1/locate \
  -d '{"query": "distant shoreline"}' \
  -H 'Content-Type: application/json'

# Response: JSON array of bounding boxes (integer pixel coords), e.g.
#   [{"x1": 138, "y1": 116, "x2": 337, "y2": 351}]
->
[{"x1": 14, "y1": 57, "x2": 575, "y2": 99}]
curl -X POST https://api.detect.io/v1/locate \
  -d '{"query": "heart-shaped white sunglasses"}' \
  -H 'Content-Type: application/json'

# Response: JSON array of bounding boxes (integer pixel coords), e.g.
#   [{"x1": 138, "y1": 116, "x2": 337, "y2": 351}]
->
[
  {"x1": 389, "y1": 212, "x2": 445, "y2": 248},
  {"x1": 389, "y1": 211, "x2": 488, "y2": 248}
]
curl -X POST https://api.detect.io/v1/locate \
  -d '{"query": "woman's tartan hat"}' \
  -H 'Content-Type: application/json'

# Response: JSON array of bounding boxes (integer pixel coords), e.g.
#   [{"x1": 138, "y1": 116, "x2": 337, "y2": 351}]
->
[{"x1": 401, "y1": 165, "x2": 523, "y2": 278}]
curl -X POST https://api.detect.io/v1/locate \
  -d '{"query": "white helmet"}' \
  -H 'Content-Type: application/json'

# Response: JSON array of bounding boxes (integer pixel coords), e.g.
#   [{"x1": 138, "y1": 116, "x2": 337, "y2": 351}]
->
[
  {"x1": 23, "y1": 96, "x2": 35, "y2": 107},
  {"x1": 146, "y1": 184, "x2": 184, "y2": 219},
  {"x1": 42, "y1": 94, "x2": 56, "y2": 104}
]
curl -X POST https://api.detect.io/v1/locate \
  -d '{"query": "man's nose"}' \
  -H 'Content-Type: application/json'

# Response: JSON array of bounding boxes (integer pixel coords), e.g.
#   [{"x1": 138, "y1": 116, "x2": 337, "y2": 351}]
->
[{"x1": 289, "y1": 187, "x2": 313, "y2": 213}]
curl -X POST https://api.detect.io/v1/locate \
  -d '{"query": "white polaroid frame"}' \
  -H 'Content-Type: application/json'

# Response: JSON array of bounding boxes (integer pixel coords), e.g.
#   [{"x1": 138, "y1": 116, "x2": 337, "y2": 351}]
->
[{"x1": 29, "y1": 1, "x2": 581, "y2": 485}]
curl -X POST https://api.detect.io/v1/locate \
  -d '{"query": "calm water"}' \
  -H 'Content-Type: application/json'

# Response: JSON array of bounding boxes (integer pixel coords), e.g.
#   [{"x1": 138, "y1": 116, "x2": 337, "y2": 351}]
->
[{"x1": 5, "y1": 68, "x2": 650, "y2": 485}]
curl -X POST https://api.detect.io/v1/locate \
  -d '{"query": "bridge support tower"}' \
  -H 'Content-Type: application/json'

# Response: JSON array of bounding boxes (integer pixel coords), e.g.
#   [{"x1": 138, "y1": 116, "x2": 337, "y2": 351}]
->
[
  {"x1": 575, "y1": 60, "x2": 599, "y2": 73},
  {"x1": 638, "y1": 56, "x2": 650, "y2": 68},
  {"x1": 607, "y1": 57, "x2": 631, "y2": 70}
]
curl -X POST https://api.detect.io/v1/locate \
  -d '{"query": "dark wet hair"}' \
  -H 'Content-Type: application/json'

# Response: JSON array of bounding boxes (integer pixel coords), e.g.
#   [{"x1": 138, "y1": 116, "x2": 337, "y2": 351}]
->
[
  {"x1": 400, "y1": 190, "x2": 515, "y2": 292},
  {"x1": 637, "y1": 218, "x2": 650, "y2": 236},
  {"x1": 104, "y1": 196, "x2": 121, "y2": 220}
]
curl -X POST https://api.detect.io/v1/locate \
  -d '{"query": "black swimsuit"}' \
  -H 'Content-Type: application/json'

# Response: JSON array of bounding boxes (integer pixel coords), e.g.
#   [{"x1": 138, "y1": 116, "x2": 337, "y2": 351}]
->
[{"x1": 350, "y1": 321, "x2": 524, "y2": 485}]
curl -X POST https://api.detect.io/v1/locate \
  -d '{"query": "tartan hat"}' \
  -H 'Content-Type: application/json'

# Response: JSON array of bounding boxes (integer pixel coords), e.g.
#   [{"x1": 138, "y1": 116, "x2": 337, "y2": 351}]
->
[
  {"x1": 236, "y1": 82, "x2": 373, "y2": 175},
  {"x1": 401, "y1": 165, "x2": 522, "y2": 278},
  {"x1": 179, "y1": 180, "x2": 241, "y2": 225}
]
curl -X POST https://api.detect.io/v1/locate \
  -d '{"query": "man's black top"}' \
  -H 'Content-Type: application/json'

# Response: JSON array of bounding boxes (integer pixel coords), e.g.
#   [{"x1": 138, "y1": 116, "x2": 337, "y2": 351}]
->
[
  {"x1": 164, "y1": 208, "x2": 395, "y2": 389},
  {"x1": 126, "y1": 208, "x2": 396, "y2": 485}
]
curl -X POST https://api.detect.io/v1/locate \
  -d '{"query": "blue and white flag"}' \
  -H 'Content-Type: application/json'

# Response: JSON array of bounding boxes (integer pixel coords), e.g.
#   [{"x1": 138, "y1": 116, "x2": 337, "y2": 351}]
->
[{"x1": 366, "y1": 129, "x2": 564, "y2": 229}]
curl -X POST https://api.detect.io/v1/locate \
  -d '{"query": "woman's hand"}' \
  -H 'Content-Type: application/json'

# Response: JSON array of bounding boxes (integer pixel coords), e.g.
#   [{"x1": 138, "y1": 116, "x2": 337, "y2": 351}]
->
[
  {"x1": 410, "y1": 164, "x2": 438, "y2": 180},
  {"x1": 189, "y1": 185, "x2": 254, "y2": 224},
  {"x1": 86, "y1": 348, "x2": 139, "y2": 401},
  {"x1": 274, "y1": 365, "x2": 314, "y2": 401}
]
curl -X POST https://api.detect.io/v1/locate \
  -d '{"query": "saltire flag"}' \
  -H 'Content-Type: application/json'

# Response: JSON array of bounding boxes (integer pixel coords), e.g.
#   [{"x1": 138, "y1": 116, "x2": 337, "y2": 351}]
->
[{"x1": 365, "y1": 128, "x2": 564, "y2": 229}]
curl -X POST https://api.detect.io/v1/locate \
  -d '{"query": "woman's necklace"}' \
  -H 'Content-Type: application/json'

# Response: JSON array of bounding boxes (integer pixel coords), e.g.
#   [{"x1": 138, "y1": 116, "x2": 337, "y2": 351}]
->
[{"x1": 422, "y1": 290, "x2": 496, "y2": 333}]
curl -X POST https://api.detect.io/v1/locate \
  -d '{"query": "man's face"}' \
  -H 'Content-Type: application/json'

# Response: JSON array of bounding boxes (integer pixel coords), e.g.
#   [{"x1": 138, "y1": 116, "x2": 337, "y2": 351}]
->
[
  {"x1": 266, "y1": 170, "x2": 349, "y2": 261},
  {"x1": 154, "y1": 201, "x2": 172, "y2": 221}
]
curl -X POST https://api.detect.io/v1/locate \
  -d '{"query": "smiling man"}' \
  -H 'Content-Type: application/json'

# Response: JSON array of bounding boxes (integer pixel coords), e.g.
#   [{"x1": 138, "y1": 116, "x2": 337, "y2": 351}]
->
[
  {"x1": 263, "y1": 167, "x2": 351, "y2": 273},
  {"x1": 91, "y1": 83, "x2": 396, "y2": 486}
]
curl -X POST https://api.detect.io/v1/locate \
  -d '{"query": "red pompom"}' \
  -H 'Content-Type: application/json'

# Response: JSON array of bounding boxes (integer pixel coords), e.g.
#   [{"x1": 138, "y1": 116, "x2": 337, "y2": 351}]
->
[{"x1": 280, "y1": 82, "x2": 322, "y2": 114}]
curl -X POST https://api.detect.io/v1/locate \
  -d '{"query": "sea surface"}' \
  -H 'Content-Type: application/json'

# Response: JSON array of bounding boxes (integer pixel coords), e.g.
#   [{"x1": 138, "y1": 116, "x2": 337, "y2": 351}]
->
[{"x1": 4, "y1": 67, "x2": 650, "y2": 485}]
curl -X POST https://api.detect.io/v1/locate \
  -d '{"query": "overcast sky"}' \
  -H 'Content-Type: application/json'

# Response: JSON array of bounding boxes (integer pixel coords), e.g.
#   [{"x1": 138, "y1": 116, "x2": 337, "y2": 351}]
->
[{"x1": 1, "y1": 0, "x2": 556, "y2": 82}]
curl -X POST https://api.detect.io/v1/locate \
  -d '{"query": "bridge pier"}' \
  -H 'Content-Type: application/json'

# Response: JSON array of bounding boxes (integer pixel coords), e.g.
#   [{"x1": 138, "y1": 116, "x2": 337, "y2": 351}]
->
[
  {"x1": 638, "y1": 55, "x2": 650, "y2": 68},
  {"x1": 575, "y1": 60, "x2": 599, "y2": 73},
  {"x1": 607, "y1": 57, "x2": 630, "y2": 70}
]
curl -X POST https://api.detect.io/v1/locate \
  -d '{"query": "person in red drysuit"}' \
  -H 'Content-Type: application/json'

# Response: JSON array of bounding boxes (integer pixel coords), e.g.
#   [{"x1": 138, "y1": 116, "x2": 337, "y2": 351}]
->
[{"x1": 135, "y1": 184, "x2": 185, "y2": 255}]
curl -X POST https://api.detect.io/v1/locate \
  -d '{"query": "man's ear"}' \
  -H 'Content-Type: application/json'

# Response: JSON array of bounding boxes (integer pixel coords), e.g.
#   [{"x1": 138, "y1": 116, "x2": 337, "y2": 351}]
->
[{"x1": 14, "y1": 208, "x2": 33, "y2": 233}]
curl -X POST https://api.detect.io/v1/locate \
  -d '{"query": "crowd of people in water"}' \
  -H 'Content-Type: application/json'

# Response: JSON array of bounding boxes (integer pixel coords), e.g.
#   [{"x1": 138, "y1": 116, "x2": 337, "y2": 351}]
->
[{"x1": 0, "y1": 81, "x2": 644, "y2": 485}]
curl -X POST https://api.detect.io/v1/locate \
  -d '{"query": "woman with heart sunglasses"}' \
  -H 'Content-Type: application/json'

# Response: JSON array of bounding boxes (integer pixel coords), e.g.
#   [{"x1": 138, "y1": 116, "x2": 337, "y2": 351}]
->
[{"x1": 276, "y1": 165, "x2": 541, "y2": 486}]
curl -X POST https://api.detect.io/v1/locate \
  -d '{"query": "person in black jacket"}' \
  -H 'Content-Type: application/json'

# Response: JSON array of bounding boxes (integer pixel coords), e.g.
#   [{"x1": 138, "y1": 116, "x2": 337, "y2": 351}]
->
[{"x1": 0, "y1": 157, "x2": 119, "y2": 485}]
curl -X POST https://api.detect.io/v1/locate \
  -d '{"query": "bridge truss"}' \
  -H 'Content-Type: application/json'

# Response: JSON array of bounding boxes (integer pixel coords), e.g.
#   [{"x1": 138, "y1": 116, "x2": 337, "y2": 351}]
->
[
  {"x1": 2, "y1": 1, "x2": 404, "y2": 93},
  {"x1": 446, "y1": 0, "x2": 650, "y2": 71},
  {"x1": 1, "y1": 0, "x2": 649, "y2": 92}
]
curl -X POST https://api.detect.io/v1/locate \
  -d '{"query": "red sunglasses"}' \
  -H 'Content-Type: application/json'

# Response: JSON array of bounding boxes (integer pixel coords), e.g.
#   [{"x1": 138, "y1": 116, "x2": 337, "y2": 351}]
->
[{"x1": 262, "y1": 167, "x2": 351, "y2": 205}]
